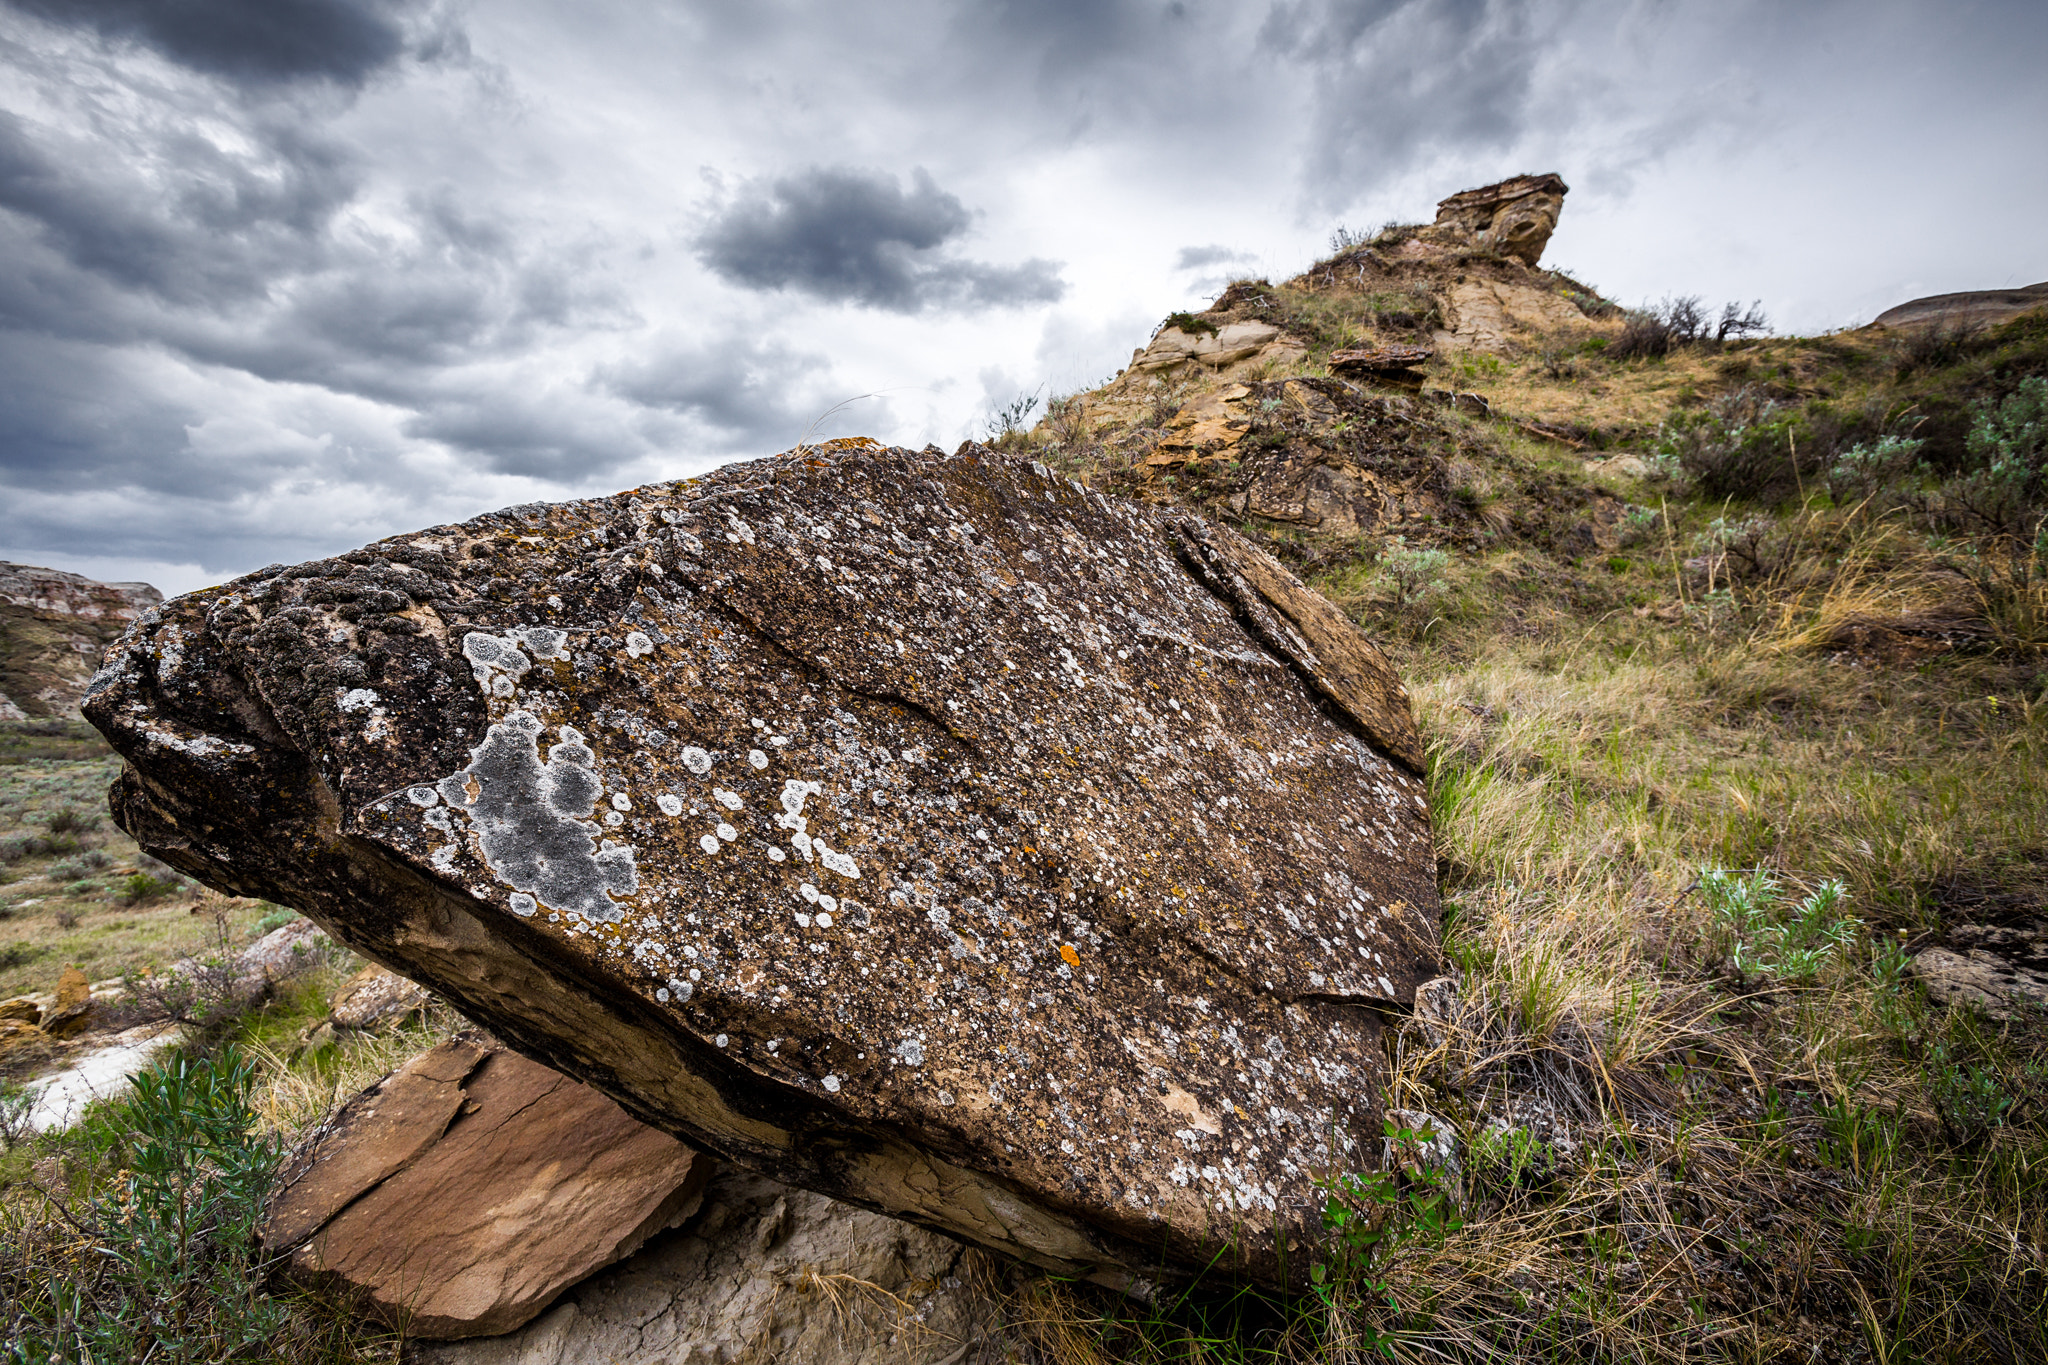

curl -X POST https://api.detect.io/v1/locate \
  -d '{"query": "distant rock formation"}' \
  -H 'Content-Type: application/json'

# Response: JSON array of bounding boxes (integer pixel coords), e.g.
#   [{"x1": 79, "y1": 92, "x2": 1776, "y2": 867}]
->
[
  {"x1": 0, "y1": 562, "x2": 161, "y2": 719},
  {"x1": 1873, "y1": 282, "x2": 2048, "y2": 332},
  {"x1": 88, "y1": 441, "x2": 1441, "y2": 1293},
  {"x1": 1433, "y1": 173, "x2": 1568, "y2": 266}
]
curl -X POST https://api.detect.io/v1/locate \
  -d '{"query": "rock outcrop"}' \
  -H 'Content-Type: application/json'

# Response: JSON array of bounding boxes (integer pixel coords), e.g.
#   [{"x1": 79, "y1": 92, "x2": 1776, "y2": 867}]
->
[
  {"x1": 1432, "y1": 173, "x2": 1568, "y2": 266},
  {"x1": 1872, "y1": 282, "x2": 2048, "y2": 332},
  {"x1": 1129, "y1": 319, "x2": 1305, "y2": 375},
  {"x1": 1440, "y1": 277, "x2": 1588, "y2": 351},
  {"x1": 42, "y1": 966, "x2": 93, "y2": 1039},
  {"x1": 0, "y1": 562, "x2": 162, "y2": 720},
  {"x1": 88, "y1": 441, "x2": 1440, "y2": 1291},
  {"x1": 329, "y1": 962, "x2": 433, "y2": 1030},
  {"x1": 262, "y1": 1038, "x2": 713, "y2": 1338}
]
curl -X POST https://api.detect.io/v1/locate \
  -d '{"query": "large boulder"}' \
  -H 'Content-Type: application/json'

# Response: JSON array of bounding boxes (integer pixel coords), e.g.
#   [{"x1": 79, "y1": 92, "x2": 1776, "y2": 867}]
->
[
  {"x1": 86, "y1": 441, "x2": 1440, "y2": 1291},
  {"x1": 262, "y1": 1038, "x2": 713, "y2": 1338}
]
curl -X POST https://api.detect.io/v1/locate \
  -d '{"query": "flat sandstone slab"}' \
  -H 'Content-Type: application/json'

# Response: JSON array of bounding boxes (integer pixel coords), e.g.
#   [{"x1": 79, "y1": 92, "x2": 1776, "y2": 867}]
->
[
  {"x1": 263, "y1": 1038, "x2": 712, "y2": 1338},
  {"x1": 88, "y1": 442, "x2": 1440, "y2": 1289}
]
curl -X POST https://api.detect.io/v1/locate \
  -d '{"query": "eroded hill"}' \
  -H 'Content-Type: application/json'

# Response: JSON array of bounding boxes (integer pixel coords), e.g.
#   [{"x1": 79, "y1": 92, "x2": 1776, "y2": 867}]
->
[{"x1": 965, "y1": 178, "x2": 2048, "y2": 1363}]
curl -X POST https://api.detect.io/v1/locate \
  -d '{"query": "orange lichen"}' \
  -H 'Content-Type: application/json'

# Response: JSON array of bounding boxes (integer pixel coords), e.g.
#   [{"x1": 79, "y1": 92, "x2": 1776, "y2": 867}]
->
[{"x1": 1059, "y1": 944, "x2": 1080, "y2": 968}]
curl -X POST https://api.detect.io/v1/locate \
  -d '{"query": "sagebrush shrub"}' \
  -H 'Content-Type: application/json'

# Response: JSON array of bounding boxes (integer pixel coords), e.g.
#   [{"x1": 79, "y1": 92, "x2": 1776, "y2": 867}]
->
[
  {"x1": 1655, "y1": 385, "x2": 1816, "y2": 499},
  {"x1": 3, "y1": 1049, "x2": 289, "y2": 1362}
]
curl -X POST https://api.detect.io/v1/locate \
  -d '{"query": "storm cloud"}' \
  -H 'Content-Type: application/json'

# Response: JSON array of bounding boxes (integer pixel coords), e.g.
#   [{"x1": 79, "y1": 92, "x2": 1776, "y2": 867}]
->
[
  {"x1": 9, "y1": 0, "x2": 419, "y2": 86},
  {"x1": 695, "y1": 167, "x2": 1065, "y2": 313},
  {"x1": 0, "y1": 0, "x2": 2040, "y2": 595}
]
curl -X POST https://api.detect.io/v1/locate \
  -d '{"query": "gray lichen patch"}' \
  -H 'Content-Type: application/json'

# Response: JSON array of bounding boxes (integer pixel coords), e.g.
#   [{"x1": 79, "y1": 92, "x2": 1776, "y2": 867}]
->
[{"x1": 436, "y1": 708, "x2": 638, "y2": 923}]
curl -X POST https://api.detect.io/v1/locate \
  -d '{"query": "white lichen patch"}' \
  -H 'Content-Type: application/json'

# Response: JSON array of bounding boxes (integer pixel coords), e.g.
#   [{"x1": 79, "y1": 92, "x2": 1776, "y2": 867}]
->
[
  {"x1": 461, "y1": 632, "x2": 532, "y2": 698},
  {"x1": 508, "y1": 626, "x2": 569, "y2": 660}
]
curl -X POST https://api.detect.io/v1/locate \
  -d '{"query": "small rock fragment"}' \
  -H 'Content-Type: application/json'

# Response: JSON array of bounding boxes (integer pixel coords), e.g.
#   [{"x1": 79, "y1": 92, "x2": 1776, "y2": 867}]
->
[
  {"x1": 328, "y1": 963, "x2": 431, "y2": 1031},
  {"x1": 42, "y1": 967, "x2": 91, "y2": 1039}
]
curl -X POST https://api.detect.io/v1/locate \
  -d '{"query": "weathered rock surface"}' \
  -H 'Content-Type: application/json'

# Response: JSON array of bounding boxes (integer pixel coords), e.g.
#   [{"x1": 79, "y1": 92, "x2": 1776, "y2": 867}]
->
[
  {"x1": 1911, "y1": 919, "x2": 2048, "y2": 1019},
  {"x1": 1148, "y1": 383, "x2": 1254, "y2": 463},
  {"x1": 418, "y1": 1166, "x2": 1000, "y2": 1365},
  {"x1": 1218, "y1": 381, "x2": 1468, "y2": 539},
  {"x1": 262, "y1": 1038, "x2": 713, "y2": 1338},
  {"x1": 1329, "y1": 344, "x2": 1434, "y2": 377},
  {"x1": 89, "y1": 441, "x2": 1440, "y2": 1290},
  {"x1": 1131, "y1": 320, "x2": 1305, "y2": 375},
  {"x1": 1873, "y1": 282, "x2": 2048, "y2": 333},
  {"x1": 238, "y1": 915, "x2": 331, "y2": 979},
  {"x1": 1432, "y1": 173, "x2": 1568, "y2": 266},
  {"x1": 43, "y1": 966, "x2": 93, "y2": 1039},
  {"x1": 329, "y1": 961, "x2": 433, "y2": 1030},
  {"x1": 1441, "y1": 278, "x2": 1588, "y2": 351},
  {"x1": 1, "y1": 561, "x2": 163, "y2": 719}
]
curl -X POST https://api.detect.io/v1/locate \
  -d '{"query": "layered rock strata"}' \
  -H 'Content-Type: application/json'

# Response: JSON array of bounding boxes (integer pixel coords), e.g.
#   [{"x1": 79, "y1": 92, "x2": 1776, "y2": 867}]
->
[
  {"x1": 1432, "y1": 172, "x2": 1568, "y2": 266},
  {"x1": 1872, "y1": 282, "x2": 2048, "y2": 332},
  {"x1": 87, "y1": 441, "x2": 1440, "y2": 1291},
  {"x1": 1, "y1": 561, "x2": 163, "y2": 719}
]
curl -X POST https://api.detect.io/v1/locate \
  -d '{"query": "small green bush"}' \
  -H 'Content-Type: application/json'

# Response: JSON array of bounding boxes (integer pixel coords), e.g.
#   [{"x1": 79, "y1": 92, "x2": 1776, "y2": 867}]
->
[
  {"x1": 40, "y1": 806, "x2": 99, "y2": 836},
  {"x1": 1654, "y1": 385, "x2": 1820, "y2": 500},
  {"x1": 3, "y1": 1049, "x2": 289, "y2": 1362},
  {"x1": 1826, "y1": 432, "x2": 1925, "y2": 504},
  {"x1": 1699, "y1": 868, "x2": 1859, "y2": 981},
  {"x1": 1310, "y1": 1120, "x2": 1465, "y2": 1352},
  {"x1": 1378, "y1": 538, "x2": 1452, "y2": 607},
  {"x1": 253, "y1": 907, "x2": 298, "y2": 937},
  {"x1": 121, "y1": 871, "x2": 180, "y2": 904}
]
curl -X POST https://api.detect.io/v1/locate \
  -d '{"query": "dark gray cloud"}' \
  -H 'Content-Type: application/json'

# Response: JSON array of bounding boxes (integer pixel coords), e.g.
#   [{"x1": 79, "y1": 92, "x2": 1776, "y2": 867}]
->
[
  {"x1": 6, "y1": 0, "x2": 416, "y2": 87},
  {"x1": 695, "y1": 166, "x2": 1065, "y2": 313},
  {"x1": 0, "y1": 109, "x2": 357, "y2": 308}
]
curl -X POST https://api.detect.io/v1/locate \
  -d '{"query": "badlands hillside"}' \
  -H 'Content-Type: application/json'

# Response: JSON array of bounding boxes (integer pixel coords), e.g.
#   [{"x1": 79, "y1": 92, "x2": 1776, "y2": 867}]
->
[
  {"x1": 972, "y1": 172, "x2": 2048, "y2": 1360},
  {"x1": 2, "y1": 174, "x2": 2045, "y2": 1364}
]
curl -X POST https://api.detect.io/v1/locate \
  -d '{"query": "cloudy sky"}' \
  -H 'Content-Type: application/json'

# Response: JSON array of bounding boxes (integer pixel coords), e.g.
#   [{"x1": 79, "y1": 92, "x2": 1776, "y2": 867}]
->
[{"x1": 2, "y1": 0, "x2": 2043, "y2": 596}]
